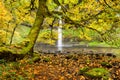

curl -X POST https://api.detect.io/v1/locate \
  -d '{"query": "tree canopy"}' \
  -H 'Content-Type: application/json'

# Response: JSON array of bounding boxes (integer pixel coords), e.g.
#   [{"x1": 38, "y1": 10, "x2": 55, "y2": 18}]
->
[{"x1": 0, "y1": 0, "x2": 120, "y2": 57}]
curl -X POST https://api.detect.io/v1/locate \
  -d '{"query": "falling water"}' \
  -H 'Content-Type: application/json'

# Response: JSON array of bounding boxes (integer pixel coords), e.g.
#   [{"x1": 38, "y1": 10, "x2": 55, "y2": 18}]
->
[
  {"x1": 57, "y1": 18, "x2": 63, "y2": 51},
  {"x1": 56, "y1": 6, "x2": 63, "y2": 51}
]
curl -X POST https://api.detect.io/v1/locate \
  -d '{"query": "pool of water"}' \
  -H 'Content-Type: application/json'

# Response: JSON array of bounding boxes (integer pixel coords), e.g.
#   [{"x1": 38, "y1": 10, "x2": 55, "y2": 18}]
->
[{"x1": 34, "y1": 43, "x2": 120, "y2": 57}]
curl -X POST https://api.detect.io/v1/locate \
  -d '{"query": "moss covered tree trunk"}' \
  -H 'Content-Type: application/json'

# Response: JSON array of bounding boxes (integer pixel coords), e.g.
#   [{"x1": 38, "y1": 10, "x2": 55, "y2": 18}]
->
[
  {"x1": 20, "y1": 0, "x2": 47, "y2": 54},
  {"x1": 0, "y1": 0, "x2": 48, "y2": 57}
]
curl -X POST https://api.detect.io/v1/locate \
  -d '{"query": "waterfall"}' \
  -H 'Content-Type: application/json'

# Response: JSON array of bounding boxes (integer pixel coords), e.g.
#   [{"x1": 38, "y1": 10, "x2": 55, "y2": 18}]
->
[
  {"x1": 57, "y1": 18, "x2": 62, "y2": 51},
  {"x1": 56, "y1": 6, "x2": 63, "y2": 51}
]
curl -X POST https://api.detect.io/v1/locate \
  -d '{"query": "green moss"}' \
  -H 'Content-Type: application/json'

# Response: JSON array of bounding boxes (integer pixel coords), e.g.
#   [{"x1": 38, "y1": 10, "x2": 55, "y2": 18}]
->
[
  {"x1": 32, "y1": 56, "x2": 41, "y2": 63},
  {"x1": 43, "y1": 57, "x2": 51, "y2": 62},
  {"x1": 85, "y1": 68, "x2": 110, "y2": 80},
  {"x1": 78, "y1": 67, "x2": 89, "y2": 75}
]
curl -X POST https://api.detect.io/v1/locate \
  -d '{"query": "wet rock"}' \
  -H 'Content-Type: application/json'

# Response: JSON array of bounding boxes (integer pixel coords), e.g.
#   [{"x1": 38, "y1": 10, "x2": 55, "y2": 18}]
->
[
  {"x1": 106, "y1": 53, "x2": 117, "y2": 58},
  {"x1": 112, "y1": 63, "x2": 117, "y2": 66},
  {"x1": 95, "y1": 54, "x2": 100, "y2": 57},
  {"x1": 112, "y1": 55, "x2": 116, "y2": 58},
  {"x1": 101, "y1": 62, "x2": 112, "y2": 68},
  {"x1": 106, "y1": 53, "x2": 113, "y2": 57},
  {"x1": 65, "y1": 54, "x2": 73, "y2": 59},
  {"x1": 112, "y1": 62, "x2": 119, "y2": 66},
  {"x1": 55, "y1": 51, "x2": 62, "y2": 53},
  {"x1": 94, "y1": 54, "x2": 102, "y2": 59}
]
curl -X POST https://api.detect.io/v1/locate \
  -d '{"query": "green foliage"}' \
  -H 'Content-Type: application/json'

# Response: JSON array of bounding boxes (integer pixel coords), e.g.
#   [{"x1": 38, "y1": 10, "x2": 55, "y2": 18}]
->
[
  {"x1": 37, "y1": 30, "x2": 58, "y2": 45},
  {"x1": 88, "y1": 41, "x2": 111, "y2": 47},
  {"x1": 63, "y1": 28, "x2": 80, "y2": 41},
  {"x1": 0, "y1": 30, "x2": 7, "y2": 45},
  {"x1": 0, "y1": 1, "x2": 12, "y2": 44},
  {"x1": 1, "y1": 0, "x2": 120, "y2": 47},
  {"x1": 62, "y1": 0, "x2": 120, "y2": 46},
  {"x1": 4, "y1": 0, "x2": 34, "y2": 25},
  {"x1": 0, "y1": 59, "x2": 6, "y2": 64},
  {"x1": 0, "y1": 1, "x2": 12, "y2": 25},
  {"x1": 1, "y1": 0, "x2": 36, "y2": 44},
  {"x1": 46, "y1": 0, "x2": 57, "y2": 12},
  {"x1": 63, "y1": 28, "x2": 93, "y2": 42},
  {"x1": 12, "y1": 25, "x2": 30, "y2": 43},
  {"x1": 0, "y1": 60, "x2": 35, "y2": 79}
]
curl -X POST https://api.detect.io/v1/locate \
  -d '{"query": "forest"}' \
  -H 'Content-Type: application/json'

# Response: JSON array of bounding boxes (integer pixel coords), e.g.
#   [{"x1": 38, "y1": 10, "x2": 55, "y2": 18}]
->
[{"x1": 0, "y1": 0, "x2": 120, "y2": 79}]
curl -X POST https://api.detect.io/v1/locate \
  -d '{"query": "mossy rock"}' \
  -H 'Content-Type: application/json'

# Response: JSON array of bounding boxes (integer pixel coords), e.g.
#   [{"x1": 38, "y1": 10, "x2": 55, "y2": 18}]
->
[
  {"x1": 78, "y1": 67, "x2": 89, "y2": 75},
  {"x1": 85, "y1": 68, "x2": 110, "y2": 80},
  {"x1": 27, "y1": 53, "x2": 41, "y2": 63},
  {"x1": 32, "y1": 57, "x2": 41, "y2": 63},
  {"x1": 43, "y1": 57, "x2": 51, "y2": 62}
]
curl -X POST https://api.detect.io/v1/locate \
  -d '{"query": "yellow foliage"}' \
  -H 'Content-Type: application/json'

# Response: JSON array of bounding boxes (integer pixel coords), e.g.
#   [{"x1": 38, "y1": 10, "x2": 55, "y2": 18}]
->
[
  {"x1": 0, "y1": 1, "x2": 12, "y2": 29},
  {"x1": 0, "y1": 0, "x2": 119, "y2": 45},
  {"x1": 0, "y1": 1, "x2": 13, "y2": 44},
  {"x1": 0, "y1": 30, "x2": 7, "y2": 44},
  {"x1": 79, "y1": 28, "x2": 92, "y2": 41},
  {"x1": 69, "y1": 0, "x2": 78, "y2": 4},
  {"x1": 45, "y1": 17, "x2": 54, "y2": 25},
  {"x1": 80, "y1": 34, "x2": 92, "y2": 41},
  {"x1": 37, "y1": 30, "x2": 58, "y2": 45}
]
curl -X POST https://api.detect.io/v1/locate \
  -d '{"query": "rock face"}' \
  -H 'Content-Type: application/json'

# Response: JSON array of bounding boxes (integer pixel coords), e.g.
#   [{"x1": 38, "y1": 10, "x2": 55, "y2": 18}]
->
[{"x1": 85, "y1": 68, "x2": 110, "y2": 80}]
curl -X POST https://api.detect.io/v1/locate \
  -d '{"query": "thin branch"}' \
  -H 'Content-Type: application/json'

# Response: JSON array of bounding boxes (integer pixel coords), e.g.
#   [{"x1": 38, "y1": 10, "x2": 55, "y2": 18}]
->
[
  {"x1": 10, "y1": 24, "x2": 18, "y2": 44},
  {"x1": 103, "y1": 0, "x2": 113, "y2": 9}
]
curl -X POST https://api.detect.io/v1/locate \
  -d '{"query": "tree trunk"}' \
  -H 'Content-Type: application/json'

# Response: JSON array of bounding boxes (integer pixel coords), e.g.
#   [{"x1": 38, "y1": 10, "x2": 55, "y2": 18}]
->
[{"x1": 0, "y1": 0, "x2": 47, "y2": 57}]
